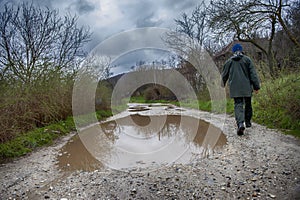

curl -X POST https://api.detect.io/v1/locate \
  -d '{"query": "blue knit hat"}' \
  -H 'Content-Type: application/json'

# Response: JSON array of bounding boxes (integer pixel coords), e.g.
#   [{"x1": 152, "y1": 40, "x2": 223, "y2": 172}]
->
[{"x1": 232, "y1": 43, "x2": 243, "y2": 53}]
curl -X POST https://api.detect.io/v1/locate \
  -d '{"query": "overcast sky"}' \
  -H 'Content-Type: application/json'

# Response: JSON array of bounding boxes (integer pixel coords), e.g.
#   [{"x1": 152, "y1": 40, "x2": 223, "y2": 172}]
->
[{"x1": 0, "y1": 0, "x2": 203, "y2": 75}]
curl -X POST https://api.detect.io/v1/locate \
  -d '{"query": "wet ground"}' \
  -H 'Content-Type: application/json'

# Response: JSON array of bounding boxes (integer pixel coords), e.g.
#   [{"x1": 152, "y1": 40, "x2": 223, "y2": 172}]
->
[
  {"x1": 0, "y1": 103, "x2": 299, "y2": 199},
  {"x1": 58, "y1": 109, "x2": 227, "y2": 171}
]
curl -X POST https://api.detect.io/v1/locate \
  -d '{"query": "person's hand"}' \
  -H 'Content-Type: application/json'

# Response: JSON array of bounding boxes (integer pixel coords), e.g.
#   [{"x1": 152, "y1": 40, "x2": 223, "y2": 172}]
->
[{"x1": 254, "y1": 90, "x2": 259, "y2": 94}]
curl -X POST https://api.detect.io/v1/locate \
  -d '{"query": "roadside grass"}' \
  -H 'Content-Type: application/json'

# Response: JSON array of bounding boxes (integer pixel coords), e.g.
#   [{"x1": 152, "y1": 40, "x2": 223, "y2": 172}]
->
[
  {"x1": 74, "y1": 110, "x2": 112, "y2": 127},
  {"x1": 0, "y1": 110, "x2": 112, "y2": 163},
  {"x1": 183, "y1": 99, "x2": 234, "y2": 114},
  {"x1": 252, "y1": 73, "x2": 300, "y2": 137},
  {"x1": 0, "y1": 117, "x2": 74, "y2": 162},
  {"x1": 129, "y1": 96, "x2": 178, "y2": 104}
]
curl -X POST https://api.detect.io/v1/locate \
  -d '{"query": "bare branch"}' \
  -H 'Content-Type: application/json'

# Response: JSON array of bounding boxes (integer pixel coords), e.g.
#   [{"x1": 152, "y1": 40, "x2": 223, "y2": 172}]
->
[{"x1": 0, "y1": 3, "x2": 91, "y2": 85}]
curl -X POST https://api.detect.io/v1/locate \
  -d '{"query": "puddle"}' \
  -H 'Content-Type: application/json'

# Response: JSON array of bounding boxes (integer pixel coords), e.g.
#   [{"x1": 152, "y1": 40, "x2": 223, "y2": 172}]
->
[
  {"x1": 148, "y1": 104, "x2": 171, "y2": 107},
  {"x1": 57, "y1": 135, "x2": 103, "y2": 171},
  {"x1": 128, "y1": 105, "x2": 150, "y2": 112},
  {"x1": 58, "y1": 111, "x2": 227, "y2": 171}
]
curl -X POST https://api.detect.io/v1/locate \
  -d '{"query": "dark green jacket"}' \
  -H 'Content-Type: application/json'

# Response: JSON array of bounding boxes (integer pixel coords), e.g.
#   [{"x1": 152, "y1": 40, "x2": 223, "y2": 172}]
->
[{"x1": 222, "y1": 54, "x2": 260, "y2": 98}]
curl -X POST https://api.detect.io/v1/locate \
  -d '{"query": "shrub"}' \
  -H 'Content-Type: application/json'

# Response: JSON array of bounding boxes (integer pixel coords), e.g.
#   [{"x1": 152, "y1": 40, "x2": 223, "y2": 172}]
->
[
  {"x1": 0, "y1": 73, "x2": 74, "y2": 143},
  {"x1": 143, "y1": 85, "x2": 177, "y2": 101},
  {"x1": 253, "y1": 73, "x2": 300, "y2": 134}
]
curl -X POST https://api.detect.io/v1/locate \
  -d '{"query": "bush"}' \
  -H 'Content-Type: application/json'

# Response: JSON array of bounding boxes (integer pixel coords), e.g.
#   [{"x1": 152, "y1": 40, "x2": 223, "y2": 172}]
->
[
  {"x1": 0, "y1": 73, "x2": 73, "y2": 143},
  {"x1": 95, "y1": 81, "x2": 113, "y2": 110},
  {"x1": 143, "y1": 85, "x2": 177, "y2": 101},
  {"x1": 253, "y1": 73, "x2": 300, "y2": 135}
]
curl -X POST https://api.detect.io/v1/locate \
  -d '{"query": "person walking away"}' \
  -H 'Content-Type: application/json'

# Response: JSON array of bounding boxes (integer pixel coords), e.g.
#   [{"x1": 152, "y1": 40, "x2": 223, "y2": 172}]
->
[{"x1": 221, "y1": 43, "x2": 260, "y2": 135}]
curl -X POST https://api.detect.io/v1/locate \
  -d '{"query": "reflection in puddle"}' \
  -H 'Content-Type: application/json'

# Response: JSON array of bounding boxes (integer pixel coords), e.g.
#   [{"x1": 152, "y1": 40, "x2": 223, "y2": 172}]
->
[{"x1": 58, "y1": 113, "x2": 227, "y2": 171}]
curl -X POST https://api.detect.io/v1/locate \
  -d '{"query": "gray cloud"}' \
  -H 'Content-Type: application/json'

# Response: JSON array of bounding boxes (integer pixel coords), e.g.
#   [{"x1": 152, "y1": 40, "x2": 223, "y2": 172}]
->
[
  {"x1": 136, "y1": 12, "x2": 163, "y2": 28},
  {"x1": 68, "y1": 0, "x2": 95, "y2": 15},
  {"x1": 92, "y1": 28, "x2": 168, "y2": 58},
  {"x1": 163, "y1": 0, "x2": 198, "y2": 11},
  {"x1": 120, "y1": 1, "x2": 155, "y2": 26},
  {"x1": 0, "y1": 0, "x2": 205, "y2": 76},
  {"x1": 0, "y1": 0, "x2": 203, "y2": 56},
  {"x1": 111, "y1": 48, "x2": 172, "y2": 75}
]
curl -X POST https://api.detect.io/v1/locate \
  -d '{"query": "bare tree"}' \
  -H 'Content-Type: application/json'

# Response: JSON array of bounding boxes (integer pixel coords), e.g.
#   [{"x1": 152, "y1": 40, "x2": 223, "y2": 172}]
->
[
  {"x1": 0, "y1": 3, "x2": 91, "y2": 85},
  {"x1": 165, "y1": 2, "x2": 213, "y2": 94},
  {"x1": 80, "y1": 53, "x2": 112, "y2": 81},
  {"x1": 208, "y1": 0, "x2": 299, "y2": 76},
  {"x1": 174, "y1": 1, "x2": 211, "y2": 49},
  {"x1": 286, "y1": 1, "x2": 300, "y2": 44},
  {"x1": 164, "y1": 30, "x2": 224, "y2": 101},
  {"x1": 165, "y1": 1, "x2": 227, "y2": 94}
]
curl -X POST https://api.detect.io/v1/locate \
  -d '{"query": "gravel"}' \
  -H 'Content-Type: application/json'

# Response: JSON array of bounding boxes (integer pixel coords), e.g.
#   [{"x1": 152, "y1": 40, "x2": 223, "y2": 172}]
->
[{"x1": 0, "y1": 107, "x2": 299, "y2": 200}]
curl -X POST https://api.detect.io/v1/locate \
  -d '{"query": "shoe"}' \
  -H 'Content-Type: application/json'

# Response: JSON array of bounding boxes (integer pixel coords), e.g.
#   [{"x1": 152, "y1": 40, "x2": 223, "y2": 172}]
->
[
  {"x1": 237, "y1": 124, "x2": 245, "y2": 136},
  {"x1": 245, "y1": 121, "x2": 252, "y2": 128}
]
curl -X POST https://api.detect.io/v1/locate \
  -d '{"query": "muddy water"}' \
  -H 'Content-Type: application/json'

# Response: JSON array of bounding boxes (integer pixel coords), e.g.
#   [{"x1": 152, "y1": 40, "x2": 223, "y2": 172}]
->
[
  {"x1": 57, "y1": 135, "x2": 103, "y2": 171},
  {"x1": 58, "y1": 109, "x2": 227, "y2": 171}
]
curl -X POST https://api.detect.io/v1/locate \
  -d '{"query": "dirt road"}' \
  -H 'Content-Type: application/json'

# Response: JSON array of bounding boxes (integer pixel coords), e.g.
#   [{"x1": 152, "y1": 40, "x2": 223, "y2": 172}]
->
[{"x1": 1, "y1": 105, "x2": 299, "y2": 199}]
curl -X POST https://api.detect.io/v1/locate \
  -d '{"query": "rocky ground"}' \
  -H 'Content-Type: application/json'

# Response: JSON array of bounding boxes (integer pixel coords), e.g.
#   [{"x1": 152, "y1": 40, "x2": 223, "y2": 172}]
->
[{"x1": 0, "y1": 106, "x2": 299, "y2": 200}]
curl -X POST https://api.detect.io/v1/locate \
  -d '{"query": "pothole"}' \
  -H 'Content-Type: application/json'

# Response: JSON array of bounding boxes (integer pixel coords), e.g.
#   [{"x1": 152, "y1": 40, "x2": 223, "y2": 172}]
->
[{"x1": 57, "y1": 108, "x2": 227, "y2": 172}]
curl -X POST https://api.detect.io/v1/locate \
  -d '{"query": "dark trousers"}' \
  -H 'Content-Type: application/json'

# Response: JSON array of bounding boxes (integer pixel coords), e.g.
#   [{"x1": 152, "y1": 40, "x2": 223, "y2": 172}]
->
[{"x1": 233, "y1": 97, "x2": 252, "y2": 126}]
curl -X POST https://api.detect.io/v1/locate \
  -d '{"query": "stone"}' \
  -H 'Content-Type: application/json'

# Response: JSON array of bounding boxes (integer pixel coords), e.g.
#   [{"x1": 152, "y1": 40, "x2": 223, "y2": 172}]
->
[{"x1": 131, "y1": 188, "x2": 137, "y2": 194}]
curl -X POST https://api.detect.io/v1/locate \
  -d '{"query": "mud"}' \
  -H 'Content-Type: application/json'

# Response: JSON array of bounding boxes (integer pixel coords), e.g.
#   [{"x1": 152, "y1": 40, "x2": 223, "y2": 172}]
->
[{"x1": 57, "y1": 135, "x2": 103, "y2": 172}]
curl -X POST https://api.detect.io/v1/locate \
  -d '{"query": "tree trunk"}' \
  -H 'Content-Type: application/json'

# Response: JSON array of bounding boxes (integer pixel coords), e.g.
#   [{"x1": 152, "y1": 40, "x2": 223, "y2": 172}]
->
[{"x1": 267, "y1": 15, "x2": 277, "y2": 77}]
